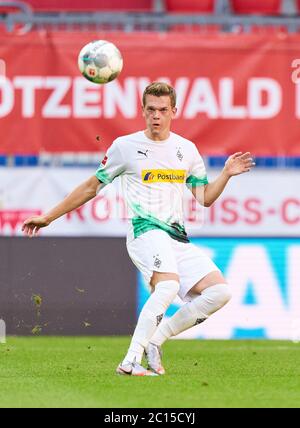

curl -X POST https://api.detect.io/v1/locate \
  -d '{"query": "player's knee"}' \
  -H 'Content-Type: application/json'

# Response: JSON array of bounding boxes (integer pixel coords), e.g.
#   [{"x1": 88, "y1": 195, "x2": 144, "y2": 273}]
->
[
  {"x1": 202, "y1": 283, "x2": 232, "y2": 309},
  {"x1": 213, "y1": 284, "x2": 232, "y2": 308},
  {"x1": 156, "y1": 279, "x2": 180, "y2": 296}
]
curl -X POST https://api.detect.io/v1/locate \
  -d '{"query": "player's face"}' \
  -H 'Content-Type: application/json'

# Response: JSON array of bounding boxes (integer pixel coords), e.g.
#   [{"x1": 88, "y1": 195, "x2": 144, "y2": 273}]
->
[{"x1": 142, "y1": 95, "x2": 177, "y2": 140}]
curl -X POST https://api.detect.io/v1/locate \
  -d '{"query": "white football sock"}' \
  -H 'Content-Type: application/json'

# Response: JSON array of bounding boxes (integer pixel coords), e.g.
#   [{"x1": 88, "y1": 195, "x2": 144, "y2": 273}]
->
[
  {"x1": 123, "y1": 280, "x2": 180, "y2": 364},
  {"x1": 150, "y1": 283, "x2": 231, "y2": 347}
]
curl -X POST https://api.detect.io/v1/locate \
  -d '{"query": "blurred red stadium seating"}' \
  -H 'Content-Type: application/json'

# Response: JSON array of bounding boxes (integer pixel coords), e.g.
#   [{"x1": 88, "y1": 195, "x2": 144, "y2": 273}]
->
[
  {"x1": 165, "y1": 0, "x2": 217, "y2": 32},
  {"x1": 230, "y1": 0, "x2": 281, "y2": 15},
  {"x1": 168, "y1": 24, "x2": 220, "y2": 32},
  {"x1": 245, "y1": 24, "x2": 288, "y2": 33},
  {"x1": 165, "y1": 0, "x2": 214, "y2": 13},
  {"x1": 23, "y1": 0, "x2": 153, "y2": 12}
]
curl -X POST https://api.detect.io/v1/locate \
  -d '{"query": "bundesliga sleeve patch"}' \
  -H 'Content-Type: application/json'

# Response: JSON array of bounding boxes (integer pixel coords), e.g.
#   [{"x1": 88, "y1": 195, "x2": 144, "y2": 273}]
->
[{"x1": 101, "y1": 155, "x2": 108, "y2": 166}]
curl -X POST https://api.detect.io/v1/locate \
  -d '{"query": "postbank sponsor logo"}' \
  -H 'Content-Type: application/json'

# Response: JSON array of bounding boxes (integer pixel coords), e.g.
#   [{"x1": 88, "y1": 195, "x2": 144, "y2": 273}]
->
[{"x1": 142, "y1": 170, "x2": 186, "y2": 183}]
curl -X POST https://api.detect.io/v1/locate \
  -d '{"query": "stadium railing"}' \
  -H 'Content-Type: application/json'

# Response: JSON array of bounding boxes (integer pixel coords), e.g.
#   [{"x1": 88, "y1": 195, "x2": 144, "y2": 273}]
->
[{"x1": 1, "y1": 0, "x2": 300, "y2": 33}]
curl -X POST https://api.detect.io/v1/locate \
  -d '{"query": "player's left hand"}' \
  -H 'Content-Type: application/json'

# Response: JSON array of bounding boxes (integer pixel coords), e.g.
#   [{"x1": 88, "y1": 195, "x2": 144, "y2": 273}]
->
[{"x1": 223, "y1": 152, "x2": 255, "y2": 177}]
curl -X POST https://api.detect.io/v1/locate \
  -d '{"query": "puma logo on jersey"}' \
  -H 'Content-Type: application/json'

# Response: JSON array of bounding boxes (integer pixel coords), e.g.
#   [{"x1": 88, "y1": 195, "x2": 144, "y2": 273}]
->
[{"x1": 137, "y1": 150, "x2": 149, "y2": 158}]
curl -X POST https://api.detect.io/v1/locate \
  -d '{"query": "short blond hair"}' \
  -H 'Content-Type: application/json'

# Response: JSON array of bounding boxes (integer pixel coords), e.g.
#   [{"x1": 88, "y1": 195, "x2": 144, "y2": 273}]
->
[{"x1": 143, "y1": 82, "x2": 177, "y2": 108}]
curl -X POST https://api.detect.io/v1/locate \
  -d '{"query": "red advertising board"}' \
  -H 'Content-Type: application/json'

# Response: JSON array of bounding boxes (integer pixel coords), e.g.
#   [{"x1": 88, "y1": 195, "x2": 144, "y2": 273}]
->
[{"x1": 1, "y1": 31, "x2": 300, "y2": 155}]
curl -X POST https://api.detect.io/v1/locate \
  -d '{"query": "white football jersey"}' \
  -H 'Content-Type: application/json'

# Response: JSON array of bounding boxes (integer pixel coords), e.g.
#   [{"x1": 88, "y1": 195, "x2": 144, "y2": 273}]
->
[{"x1": 95, "y1": 131, "x2": 208, "y2": 243}]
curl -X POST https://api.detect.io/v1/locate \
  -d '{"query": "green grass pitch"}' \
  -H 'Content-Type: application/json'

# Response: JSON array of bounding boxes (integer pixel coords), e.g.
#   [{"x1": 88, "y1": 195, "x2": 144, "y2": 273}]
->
[{"x1": 1, "y1": 337, "x2": 300, "y2": 408}]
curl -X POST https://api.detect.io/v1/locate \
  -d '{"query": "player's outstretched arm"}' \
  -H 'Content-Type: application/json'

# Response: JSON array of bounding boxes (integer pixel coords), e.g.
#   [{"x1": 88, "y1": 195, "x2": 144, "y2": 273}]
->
[
  {"x1": 22, "y1": 176, "x2": 102, "y2": 237},
  {"x1": 192, "y1": 152, "x2": 255, "y2": 207}
]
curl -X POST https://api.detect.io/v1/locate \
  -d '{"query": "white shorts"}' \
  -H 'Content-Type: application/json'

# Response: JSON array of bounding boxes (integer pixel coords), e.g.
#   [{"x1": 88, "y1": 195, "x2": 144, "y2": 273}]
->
[{"x1": 126, "y1": 229, "x2": 220, "y2": 302}]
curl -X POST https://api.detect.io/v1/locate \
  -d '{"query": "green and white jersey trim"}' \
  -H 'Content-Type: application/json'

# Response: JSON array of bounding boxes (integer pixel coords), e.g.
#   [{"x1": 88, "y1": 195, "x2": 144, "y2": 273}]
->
[
  {"x1": 95, "y1": 169, "x2": 111, "y2": 185},
  {"x1": 130, "y1": 202, "x2": 189, "y2": 243},
  {"x1": 186, "y1": 175, "x2": 209, "y2": 187},
  {"x1": 132, "y1": 217, "x2": 189, "y2": 243}
]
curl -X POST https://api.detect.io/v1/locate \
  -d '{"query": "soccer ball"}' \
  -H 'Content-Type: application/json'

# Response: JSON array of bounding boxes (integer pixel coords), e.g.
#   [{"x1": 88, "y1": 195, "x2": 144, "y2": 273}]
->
[{"x1": 78, "y1": 40, "x2": 123, "y2": 84}]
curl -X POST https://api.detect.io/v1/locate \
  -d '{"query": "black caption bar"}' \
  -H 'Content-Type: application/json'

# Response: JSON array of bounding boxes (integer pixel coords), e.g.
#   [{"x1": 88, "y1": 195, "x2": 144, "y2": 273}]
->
[{"x1": 101, "y1": 409, "x2": 199, "y2": 425}]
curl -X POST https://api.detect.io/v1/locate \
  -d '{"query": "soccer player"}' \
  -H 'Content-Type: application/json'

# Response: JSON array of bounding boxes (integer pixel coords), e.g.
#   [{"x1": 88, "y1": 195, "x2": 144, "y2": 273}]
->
[{"x1": 22, "y1": 82, "x2": 255, "y2": 376}]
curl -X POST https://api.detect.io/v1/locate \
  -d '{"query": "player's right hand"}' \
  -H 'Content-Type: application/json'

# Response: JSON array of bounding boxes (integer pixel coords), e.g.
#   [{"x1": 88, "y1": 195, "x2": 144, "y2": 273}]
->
[{"x1": 22, "y1": 215, "x2": 51, "y2": 238}]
